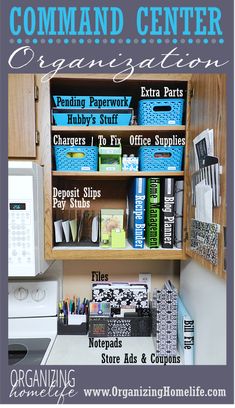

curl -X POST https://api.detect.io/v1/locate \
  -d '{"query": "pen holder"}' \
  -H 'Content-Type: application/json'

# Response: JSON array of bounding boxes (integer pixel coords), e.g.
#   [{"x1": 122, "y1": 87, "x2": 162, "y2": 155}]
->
[{"x1": 58, "y1": 315, "x2": 88, "y2": 335}]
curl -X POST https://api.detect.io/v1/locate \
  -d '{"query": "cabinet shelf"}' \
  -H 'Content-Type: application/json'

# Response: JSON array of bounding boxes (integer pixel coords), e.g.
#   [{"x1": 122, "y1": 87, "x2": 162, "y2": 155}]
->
[
  {"x1": 51, "y1": 125, "x2": 186, "y2": 132},
  {"x1": 51, "y1": 246, "x2": 186, "y2": 260},
  {"x1": 52, "y1": 171, "x2": 184, "y2": 178}
]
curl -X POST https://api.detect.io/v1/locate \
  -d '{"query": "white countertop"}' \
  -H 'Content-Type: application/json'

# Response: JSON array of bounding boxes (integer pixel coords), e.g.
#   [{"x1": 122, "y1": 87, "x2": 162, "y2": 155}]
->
[{"x1": 46, "y1": 335, "x2": 181, "y2": 365}]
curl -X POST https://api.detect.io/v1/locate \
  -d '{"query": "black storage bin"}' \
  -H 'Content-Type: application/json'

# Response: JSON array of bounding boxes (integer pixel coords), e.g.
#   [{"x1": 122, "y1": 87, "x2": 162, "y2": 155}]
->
[
  {"x1": 58, "y1": 316, "x2": 88, "y2": 335},
  {"x1": 89, "y1": 314, "x2": 151, "y2": 338}
]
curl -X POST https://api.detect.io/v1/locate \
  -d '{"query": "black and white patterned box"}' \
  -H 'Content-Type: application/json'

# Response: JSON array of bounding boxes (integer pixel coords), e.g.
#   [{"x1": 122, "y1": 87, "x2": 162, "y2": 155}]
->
[
  {"x1": 152, "y1": 282, "x2": 178, "y2": 355},
  {"x1": 89, "y1": 314, "x2": 151, "y2": 337},
  {"x1": 92, "y1": 282, "x2": 149, "y2": 310}
]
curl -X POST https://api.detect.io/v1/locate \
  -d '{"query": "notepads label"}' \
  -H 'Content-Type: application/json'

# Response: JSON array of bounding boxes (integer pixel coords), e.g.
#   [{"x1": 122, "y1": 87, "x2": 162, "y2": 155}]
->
[{"x1": 89, "y1": 338, "x2": 122, "y2": 350}]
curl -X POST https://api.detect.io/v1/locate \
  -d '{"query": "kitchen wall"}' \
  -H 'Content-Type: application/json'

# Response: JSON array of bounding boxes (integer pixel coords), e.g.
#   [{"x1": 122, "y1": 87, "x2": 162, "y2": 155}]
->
[
  {"x1": 8, "y1": 259, "x2": 179, "y2": 303},
  {"x1": 63, "y1": 260, "x2": 180, "y2": 300},
  {"x1": 180, "y1": 260, "x2": 226, "y2": 365},
  {"x1": 41, "y1": 261, "x2": 63, "y2": 300}
]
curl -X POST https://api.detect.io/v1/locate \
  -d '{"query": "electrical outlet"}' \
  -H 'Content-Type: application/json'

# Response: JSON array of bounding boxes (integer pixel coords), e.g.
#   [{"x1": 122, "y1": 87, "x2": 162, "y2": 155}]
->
[{"x1": 139, "y1": 273, "x2": 152, "y2": 293}]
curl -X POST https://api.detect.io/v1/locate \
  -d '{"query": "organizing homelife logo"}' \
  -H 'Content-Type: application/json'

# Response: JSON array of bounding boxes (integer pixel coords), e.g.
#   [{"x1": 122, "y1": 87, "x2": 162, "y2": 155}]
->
[{"x1": 9, "y1": 369, "x2": 78, "y2": 404}]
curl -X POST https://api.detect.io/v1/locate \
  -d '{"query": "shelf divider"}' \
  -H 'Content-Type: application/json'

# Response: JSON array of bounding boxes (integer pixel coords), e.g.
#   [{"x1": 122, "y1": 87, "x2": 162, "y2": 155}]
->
[
  {"x1": 51, "y1": 125, "x2": 186, "y2": 132},
  {"x1": 52, "y1": 171, "x2": 184, "y2": 178},
  {"x1": 50, "y1": 247, "x2": 186, "y2": 260}
]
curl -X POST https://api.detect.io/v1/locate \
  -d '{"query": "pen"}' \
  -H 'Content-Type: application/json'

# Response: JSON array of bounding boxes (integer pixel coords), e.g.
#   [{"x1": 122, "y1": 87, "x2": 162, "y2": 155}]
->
[
  {"x1": 77, "y1": 297, "x2": 80, "y2": 315},
  {"x1": 62, "y1": 295, "x2": 90, "y2": 315},
  {"x1": 59, "y1": 301, "x2": 63, "y2": 314},
  {"x1": 80, "y1": 303, "x2": 84, "y2": 315},
  {"x1": 62, "y1": 301, "x2": 67, "y2": 316},
  {"x1": 66, "y1": 297, "x2": 69, "y2": 316},
  {"x1": 63, "y1": 301, "x2": 68, "y2": 324},
  {"x1": 69, "y1": 299, "x2": 73, "y2": 314},
  {"x1": 85, "y1": 304, "x2": 89, "y2": 315},
  {"x1": 72, "y1": 296, "x2": 76, "y2": 314}
]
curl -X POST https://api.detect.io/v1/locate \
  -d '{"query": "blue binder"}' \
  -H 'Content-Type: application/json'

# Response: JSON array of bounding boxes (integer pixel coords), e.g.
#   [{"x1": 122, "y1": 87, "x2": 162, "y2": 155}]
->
[{"x1": 128, "y1": 178, "x2": 146, "y2": 249}]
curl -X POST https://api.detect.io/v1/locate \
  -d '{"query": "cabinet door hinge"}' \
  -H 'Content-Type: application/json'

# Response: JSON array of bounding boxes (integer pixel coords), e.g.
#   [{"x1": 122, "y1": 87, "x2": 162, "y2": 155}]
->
[
  {"x1": 35, "y1": 130, "x2": 40, "y2": 145},
  {"x1": 34, "y1": 85, "x2": 39, "y2": 102}
]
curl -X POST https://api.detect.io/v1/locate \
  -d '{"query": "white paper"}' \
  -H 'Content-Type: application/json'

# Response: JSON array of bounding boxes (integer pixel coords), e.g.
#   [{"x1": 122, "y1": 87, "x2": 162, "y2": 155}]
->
[
  {"x1": 91, "y1": 215, "x2": 99, "y2": 242},
  {"x1": 195, "y1": 180, "x2": 213, "y2": 223},
  {"x1": 54, "y1": 220, "x2": 63, "y2": 243},
  {"x1": 70, "y1": 219, "x2": 78, "y2": 242},
  {"x1": 193, "y1": 129, "x2": 214, "y2": 171},
  {"x1": 214, "y1": 163, "x2": 221, "y2": 206},
  {"x1": 208, "y1": 129, "x2": 214, "y2": 156},
  {"x1": 77, "y1": 213, "x2": 84, "y2": 242},
  {"x1": 62, "y1": 220, "x2": 70, "y2": 243}
]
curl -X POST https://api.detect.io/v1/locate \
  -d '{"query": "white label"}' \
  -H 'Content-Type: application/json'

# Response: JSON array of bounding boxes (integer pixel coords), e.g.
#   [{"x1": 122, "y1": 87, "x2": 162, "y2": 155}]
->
[
  {"x1": 167, "y1": 179, "x2": 171, "y2": 195},
  {"x1": 68, "y1": 314, "x2": 86, "y2": 325},
  {"x1": 138, "y1": 178, "x2": 143, "y2": 194}
]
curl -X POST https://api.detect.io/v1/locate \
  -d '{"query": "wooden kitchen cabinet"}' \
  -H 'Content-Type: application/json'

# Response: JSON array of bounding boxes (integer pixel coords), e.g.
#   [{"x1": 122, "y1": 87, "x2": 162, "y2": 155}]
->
[
  {"x1": 8, "y1": 74, "x2": 38, "y2": 158},
  {"x1": 33, "y1": 74, "x2": 226, "y2": 279}
]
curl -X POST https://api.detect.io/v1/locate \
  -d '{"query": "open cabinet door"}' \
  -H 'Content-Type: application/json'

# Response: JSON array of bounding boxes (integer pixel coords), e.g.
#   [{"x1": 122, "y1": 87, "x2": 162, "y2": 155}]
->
[
  {"x1": 185, "y1": 74, "x2": 226, "y2": 279},
  {"x1": 35, "y1": 75, "x2": 53, "y2": 260},
  {"x1": 8, "y1": 74, "x2": 37, "y2": 158}
]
